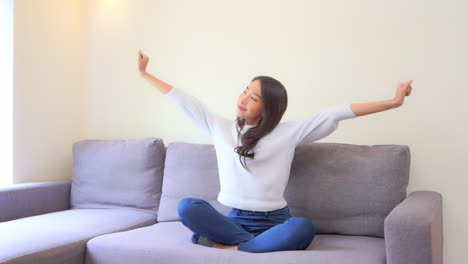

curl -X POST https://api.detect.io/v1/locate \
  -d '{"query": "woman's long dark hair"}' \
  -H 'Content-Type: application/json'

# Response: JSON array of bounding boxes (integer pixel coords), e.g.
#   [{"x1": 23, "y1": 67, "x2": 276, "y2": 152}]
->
[{"x1": 234, "y1": 75, "x2": 288, "y2": 172}]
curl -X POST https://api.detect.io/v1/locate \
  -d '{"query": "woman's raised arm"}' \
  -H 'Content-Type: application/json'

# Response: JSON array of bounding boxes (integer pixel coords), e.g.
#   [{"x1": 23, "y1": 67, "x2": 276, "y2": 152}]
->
[
  {"x1": 350, "y1": 80, "x2": 413, "y2": 117},
  {"x1": 138, "y1": 50, "x2": 173, "y2": 94},
  {"x1": 137, "y1": 50, "x2": 223, "y2": 137}
]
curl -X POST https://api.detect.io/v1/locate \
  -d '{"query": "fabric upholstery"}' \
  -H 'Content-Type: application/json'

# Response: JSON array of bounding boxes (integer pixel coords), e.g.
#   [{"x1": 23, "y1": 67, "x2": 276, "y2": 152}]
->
[
  {"x1": 157, "y1": 142, "x2": 231, "y2": 222},
  {"x1": 85, "y1": 221, "x2": 386, "y2": 264},
  {"x1": 0, "y1": 180, "x2": 71, "y2": 223},
  {"x1": 0, "y1": 208, "x2": 156, "y2": 264},
  {"x1": 285, "y1": 142, "x2": 410, "y2": 237},
  {"x1": 71, "y1": 137, "x2": 166, "y2": 215},
  {"x1": 384, "y1": 191, "x2": 443, "y2": 264}
]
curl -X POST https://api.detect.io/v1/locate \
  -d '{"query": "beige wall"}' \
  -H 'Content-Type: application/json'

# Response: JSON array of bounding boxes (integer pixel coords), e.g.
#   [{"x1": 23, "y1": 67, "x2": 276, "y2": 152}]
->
[
  {"x1": 13, "y1": 0, "x2": 83, "y2": 183},
  {"x1": 14, "y1": 0, "x2": 467, "y2": 263}
]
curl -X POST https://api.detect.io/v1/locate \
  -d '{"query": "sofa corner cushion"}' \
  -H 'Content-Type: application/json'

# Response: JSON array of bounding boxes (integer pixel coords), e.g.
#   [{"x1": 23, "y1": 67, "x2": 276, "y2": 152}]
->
[
  {"x1": 71, "y1": 137, "x2": 166, "y2": 214},
  {"x1": 156, "y1": 142, "x2": 231, "y2": 222},
  {"x1": 285, "y1": 143, "x2": 410, "y2": 238}
]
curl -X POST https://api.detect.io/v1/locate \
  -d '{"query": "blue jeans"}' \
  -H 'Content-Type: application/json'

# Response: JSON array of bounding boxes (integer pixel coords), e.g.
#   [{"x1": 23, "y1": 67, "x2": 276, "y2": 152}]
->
[{"x1": 177, "y1": 197, "x2": 316, "y2": 253}]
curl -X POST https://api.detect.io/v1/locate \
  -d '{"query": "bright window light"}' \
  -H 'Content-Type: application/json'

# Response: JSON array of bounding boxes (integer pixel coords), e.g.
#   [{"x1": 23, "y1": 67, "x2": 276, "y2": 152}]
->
[{"x1": 0, "y1": 0, "x2": 14, "y2": 187}]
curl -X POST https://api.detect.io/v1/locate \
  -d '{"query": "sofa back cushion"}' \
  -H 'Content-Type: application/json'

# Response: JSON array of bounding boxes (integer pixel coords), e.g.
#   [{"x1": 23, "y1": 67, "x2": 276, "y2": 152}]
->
[
  {"x1": 285, "y1": 143, "x2": 410, "y2": 238},
  {"x1": 71, "y1": 138, "x2": 166, "y2": 215},
  {"x1": 157, "y1": 142, "x2": 231, "y2": 222},
  {"x1": 157, "y1": 141, "x2": 410, "y2": 238}
]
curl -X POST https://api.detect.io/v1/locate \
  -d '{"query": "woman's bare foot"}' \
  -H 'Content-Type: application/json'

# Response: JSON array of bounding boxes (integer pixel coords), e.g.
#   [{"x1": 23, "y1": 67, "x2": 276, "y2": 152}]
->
[{"x1": 213, "y1": 242, "x2": 238, "y2": 250}]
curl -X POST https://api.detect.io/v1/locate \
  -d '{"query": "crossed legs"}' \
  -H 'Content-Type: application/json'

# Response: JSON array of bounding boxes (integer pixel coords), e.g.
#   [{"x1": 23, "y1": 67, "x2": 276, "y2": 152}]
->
[{"x1": 177, "y1": 197, "x2": 316, "y2": 253}]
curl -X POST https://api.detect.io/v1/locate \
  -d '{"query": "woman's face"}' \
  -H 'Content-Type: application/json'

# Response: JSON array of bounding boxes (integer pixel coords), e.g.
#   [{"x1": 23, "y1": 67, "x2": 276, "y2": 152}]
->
[{"x1": 237, "y1": 79, "x2": 264, "y2": 125}]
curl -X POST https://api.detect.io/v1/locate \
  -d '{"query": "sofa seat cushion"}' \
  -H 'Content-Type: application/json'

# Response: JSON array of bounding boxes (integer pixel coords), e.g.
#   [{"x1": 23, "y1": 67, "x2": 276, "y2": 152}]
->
[
  {"x1": 0, "y1": 208, "x2": 156, "y2": 264},
  {"x1": 85, "y1": 221, "x2": 385, "y2": 264}
]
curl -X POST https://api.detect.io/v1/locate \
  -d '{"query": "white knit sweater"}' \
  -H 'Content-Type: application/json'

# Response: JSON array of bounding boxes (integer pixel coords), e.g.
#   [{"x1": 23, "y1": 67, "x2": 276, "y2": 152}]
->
[{"x1": 165, "y1": 86, "x2": 357, "y2": 211}]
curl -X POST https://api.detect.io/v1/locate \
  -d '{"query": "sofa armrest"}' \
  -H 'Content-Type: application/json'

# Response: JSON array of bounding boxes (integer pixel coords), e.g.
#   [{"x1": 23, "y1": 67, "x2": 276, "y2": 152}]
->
[
  {"x1": 384, "y1": 191, "x2": 443, "y2": 264},
  {"x1": 0, "y1": 179, "x2": 71, "y2": 223}
]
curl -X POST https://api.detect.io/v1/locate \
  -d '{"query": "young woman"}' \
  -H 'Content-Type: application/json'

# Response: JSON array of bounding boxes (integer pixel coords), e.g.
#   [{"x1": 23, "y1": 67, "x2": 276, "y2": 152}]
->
[{"x1": 138, "y1": 50, "x2": 413, "y2": 253}]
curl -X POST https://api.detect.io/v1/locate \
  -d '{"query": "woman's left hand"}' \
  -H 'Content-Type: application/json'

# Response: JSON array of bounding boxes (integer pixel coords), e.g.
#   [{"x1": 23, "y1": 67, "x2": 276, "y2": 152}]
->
[{"x1": 393, "y1": 80, "x2": 413, "y2": 107}]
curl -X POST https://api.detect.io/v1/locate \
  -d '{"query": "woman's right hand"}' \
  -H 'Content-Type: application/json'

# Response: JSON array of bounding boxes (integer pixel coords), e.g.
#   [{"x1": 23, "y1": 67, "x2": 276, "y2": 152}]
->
[{"x1": 138, "y1": 50, "x2": 149, "y2": 75}]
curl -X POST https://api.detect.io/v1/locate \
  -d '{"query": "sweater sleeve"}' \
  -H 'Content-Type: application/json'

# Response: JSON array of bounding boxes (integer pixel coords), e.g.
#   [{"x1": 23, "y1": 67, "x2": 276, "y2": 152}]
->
[
  {"x1": 292, "y1": 103, "x2": 356, "y2": 145},
  {"x1": 164, "y1": 86, "x2": 218, "y2": 136}
]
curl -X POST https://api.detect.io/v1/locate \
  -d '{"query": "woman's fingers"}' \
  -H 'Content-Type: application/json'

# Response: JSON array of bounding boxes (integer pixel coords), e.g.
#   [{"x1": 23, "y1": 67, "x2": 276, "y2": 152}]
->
[
  {"x1": 406, "y1": 86, "x2": 412, "y2": 96},
  {"x1": 138, "y1": 50, "x2": 146, "y2": 60},
  {"x1": 138, "y1": 50, "x2": 149, "y2": 73},
  {"x1": 401, "y1": 80, "x2": 413, "y2": 96},
  {"x1": 406, "y1": 80, "x2": 413, "y2": 96}
]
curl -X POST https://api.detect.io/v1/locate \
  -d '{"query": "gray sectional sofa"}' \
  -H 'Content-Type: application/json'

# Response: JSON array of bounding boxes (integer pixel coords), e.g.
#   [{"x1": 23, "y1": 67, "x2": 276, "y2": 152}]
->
[{"x1": 0, "y1": 137, "x2": 443, "y2": 264}]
